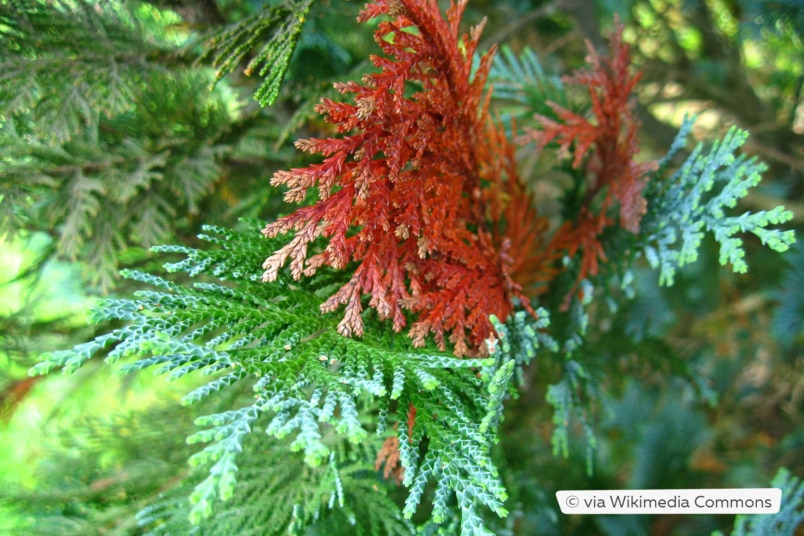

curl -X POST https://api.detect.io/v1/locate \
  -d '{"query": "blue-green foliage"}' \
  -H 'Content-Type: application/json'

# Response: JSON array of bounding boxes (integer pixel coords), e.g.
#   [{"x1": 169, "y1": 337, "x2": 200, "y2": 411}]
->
[
  {"x1": 136, "y1": 434, "x2": 413, "y2": 536},
  {"x1": 490, "y1": 293, "x2": 597, "y2": 474},
  {"x1": 712, "y1": 468, "x2": 804, "y2": 536},
  {"x1": 30, "y1": 223, "x2": 540, "y2": 535},
  {"x1": 489, "y1": 308, "x2": 556, "y2": 382},
  {"x1": 200, "y1": 0, "x2": 315, "y2": 107},
  {"x1": 642, "y1": 115, "x2": 795, "y2": 286},
  {"x1": 772, "y1": 242, "x2": 804, "y2": 347},
  {"x1": 543, "y1": 281, "x2": 598, "y2": 475}
]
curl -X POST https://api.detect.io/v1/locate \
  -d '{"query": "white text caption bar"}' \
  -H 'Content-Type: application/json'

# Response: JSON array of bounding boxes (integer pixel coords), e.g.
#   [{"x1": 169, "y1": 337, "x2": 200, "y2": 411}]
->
[{"x1": 556, "y1": 489, "x2": 781, "y2": 515}]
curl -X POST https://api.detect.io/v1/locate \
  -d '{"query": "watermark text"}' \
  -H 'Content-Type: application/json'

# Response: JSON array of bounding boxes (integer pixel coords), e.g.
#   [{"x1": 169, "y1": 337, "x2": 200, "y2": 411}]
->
[{"x1": 556, "y1": 489, "x2": 781, "y2": 515}]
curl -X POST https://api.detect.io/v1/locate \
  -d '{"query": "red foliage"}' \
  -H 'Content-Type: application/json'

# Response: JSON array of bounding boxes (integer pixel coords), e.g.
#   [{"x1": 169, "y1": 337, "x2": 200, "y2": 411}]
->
[
  {"x1": 521, "y1": 22, "x2": 657, "y2": 281},
  {"x1": 262, "y1": 0, "x2": 546, "y2": 356}
]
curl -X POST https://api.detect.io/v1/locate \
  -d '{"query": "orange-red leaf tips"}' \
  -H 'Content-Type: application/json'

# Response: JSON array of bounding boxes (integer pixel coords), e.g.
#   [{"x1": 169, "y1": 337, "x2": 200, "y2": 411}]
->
[
  {"x1": 261, "y1": 0, "x2": 547, "y2": 357},
  {"x1": 522, "y1": 21, "x2": 657, "y2": 283}
]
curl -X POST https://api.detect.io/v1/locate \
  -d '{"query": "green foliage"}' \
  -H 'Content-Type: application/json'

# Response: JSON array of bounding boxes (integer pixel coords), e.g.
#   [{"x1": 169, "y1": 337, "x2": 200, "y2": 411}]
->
[
  {"x1": 712, "y1": 468, "x2": 804, "y2": 536},
  {"x1": 0, "y1": 1, "x2": 237, "y2": 291},
  {"x1": 14, "y1": 3, "x2": 801, "y2": 535},
  {"x1": 641, "y1": 116, "x2": 795, "y2": 286},
  {"x1": 2, "y1": 73, "x2": 232, "y2": 290},
  {"x1": 487, "y1": 45, "x2": 568, "y2": 121},
  {"x1": 30, "y1": 223, "x2": 553, "y2": 534},
  {"x1": 138, "y1": 435, "x2": 413, "y2": 536},
  {"x1": 199, "y1": 0, "x2": 315, "y2": 107},
  {"x1": 772, "y1": 242, "x2": 804, "y2": 347},
  {"x1": 0, "y1": 401, "x2": 198, "y2": 536},
  {"x1": 606, "y1": 382, "x2": 710, "y2": 490},
  {"x1": 0, "y1": 0, "x2": 178, "y2": 143},
  {"x1": 542, "y1": 281, "x2": 598, "y2": 474},
  {"x1": 591, "y1": 382, "x2": 712, "y2": 536}
]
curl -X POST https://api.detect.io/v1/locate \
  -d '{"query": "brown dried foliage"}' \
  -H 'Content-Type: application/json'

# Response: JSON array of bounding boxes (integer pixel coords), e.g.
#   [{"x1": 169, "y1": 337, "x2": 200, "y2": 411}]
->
[
  {"x1": 374, "y1": 402, "x2": 416, "y2": 483},
  {"x1": 375, "y1": 436, "x2": 404, "y2": 484}
]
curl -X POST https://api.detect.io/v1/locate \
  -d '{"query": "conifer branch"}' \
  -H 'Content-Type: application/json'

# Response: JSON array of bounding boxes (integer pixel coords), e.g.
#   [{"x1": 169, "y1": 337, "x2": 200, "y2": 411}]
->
[
  {"x1": 520, "y1": 22, "x2": 657, "y2": 283},
  {"x1": 30, "y1": 223, "x2": 521, "y2": 533},
  {"x1": 22, "y1": 3, "x2": 799, "y2": 535},
  {"x1": 262, "y1": 0, "x2": 547, "y2": 356},
  {"x1": 641, "y1": 116, "x2": 796, "y2": 286},
  {"x1": 0, "y1": 1, "x2": 235, "y2": 291},
  {"x1": 198, "y1": 0, "x2": 316, "y2": 107}
]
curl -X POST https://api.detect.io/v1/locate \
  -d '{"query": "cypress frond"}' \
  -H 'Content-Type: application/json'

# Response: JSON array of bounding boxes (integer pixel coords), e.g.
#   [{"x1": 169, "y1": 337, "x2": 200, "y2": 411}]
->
[
  {"x1": 138, "y1": 434, "x2": 413, "y2": 536},
  {"x1": 198, "y1": 0, "x2": 316, "y2": 107},
  {"x1": 21, "y1": 5, "x2": 799, "y2": 535},
  {"x1": 30, "y1": 222, "x2": 521, "y2": 533},
  {"x1": 0, "y1": 0, "x2": 178, "y2": 143},
  {"x1": 641, "y1": 116, "x2": 796, "y2": 286},
  {"x1": 0, "y1": 1, "x2": 248, "y2": 290}
]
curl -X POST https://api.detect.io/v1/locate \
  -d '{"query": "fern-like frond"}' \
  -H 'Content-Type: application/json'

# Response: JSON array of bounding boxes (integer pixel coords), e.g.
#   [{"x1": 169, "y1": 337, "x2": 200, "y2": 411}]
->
[
  {"x1": 30, "y1": 222, "x2": 528, "y2": 535},
  {"x1": 543, "y1": 282, "x2": 599, "y2": 475},
  {"x1": 0, "y1": 0, "x2": 178, "y2": 143},
  {"x1": 138, "y1": 433, "x2": 413, "y2": 536},
  {"x1": 0, "y1": 69, "x2": 233, "y2": 290}
]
